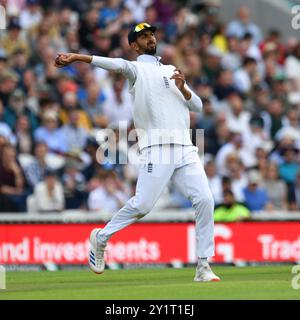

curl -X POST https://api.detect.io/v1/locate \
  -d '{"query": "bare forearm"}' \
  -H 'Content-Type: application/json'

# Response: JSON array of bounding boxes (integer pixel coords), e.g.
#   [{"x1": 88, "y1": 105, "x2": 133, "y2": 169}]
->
[
  {"x1": 71, "y1": 54, "x2": 92, "y2": 64},
  {"x1": 180, "y1": 86, "x2": 192, "y2": 100}
]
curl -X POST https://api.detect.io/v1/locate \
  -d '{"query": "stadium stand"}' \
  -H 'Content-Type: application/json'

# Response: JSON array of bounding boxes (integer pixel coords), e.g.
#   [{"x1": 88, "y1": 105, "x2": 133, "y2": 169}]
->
[{"x1": 0, "y1": 0, "x2": 300, "y2": 219}]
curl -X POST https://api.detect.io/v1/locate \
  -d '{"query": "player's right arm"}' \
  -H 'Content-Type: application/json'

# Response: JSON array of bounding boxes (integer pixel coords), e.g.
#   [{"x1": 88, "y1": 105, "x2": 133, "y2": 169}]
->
[{"x1": 54, "y1": 53, "x2": 137, "y2": 84}]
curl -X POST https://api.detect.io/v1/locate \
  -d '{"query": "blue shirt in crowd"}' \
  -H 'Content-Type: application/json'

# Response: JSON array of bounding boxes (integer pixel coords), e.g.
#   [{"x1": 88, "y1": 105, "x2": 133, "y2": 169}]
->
[{"x1": 243, "y1": 187, "x2": 269, "y2": 212}]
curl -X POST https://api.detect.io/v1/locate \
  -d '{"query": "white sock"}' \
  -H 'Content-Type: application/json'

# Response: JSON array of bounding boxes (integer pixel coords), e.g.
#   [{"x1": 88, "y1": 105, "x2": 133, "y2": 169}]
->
[
  {"x1": 198, "y1": 257, "x2": 208, "y2": 266},
  {"x1": 96, "y1": 232, "x2": 107, "y2": 246}
]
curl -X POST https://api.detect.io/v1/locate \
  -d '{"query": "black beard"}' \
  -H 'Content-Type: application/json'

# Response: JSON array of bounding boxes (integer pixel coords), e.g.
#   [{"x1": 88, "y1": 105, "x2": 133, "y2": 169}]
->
[{"x1": 144, "y1": 46, "x2": 157, "y2": 55}]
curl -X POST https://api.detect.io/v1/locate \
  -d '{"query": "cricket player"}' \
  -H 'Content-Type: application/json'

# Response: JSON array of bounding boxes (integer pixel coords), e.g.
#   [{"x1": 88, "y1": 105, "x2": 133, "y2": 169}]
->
[{"x1": 55, "y1": 22, "x2": 220, "y2": 282}]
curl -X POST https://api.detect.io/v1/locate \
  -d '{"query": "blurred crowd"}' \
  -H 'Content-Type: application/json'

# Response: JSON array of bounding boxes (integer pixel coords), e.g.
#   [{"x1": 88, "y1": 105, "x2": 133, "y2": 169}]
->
[{"x1": 1, "y1": 0, "x2": 300, "y2": 218}]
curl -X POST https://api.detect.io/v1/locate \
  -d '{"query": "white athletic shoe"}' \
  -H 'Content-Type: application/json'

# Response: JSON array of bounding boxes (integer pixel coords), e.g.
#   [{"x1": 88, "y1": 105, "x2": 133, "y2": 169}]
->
[
  {"x1": 194, "y1": 261, "x2": 220, "y2": 282},
  {"x1": 88, "y1": 228, "x2": 106, "y2": 274}
]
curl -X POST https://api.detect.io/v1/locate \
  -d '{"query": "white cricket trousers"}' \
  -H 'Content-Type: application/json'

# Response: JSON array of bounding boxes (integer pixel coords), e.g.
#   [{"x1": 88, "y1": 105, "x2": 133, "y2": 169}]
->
[{"x1": 98, "y1": 144, "x2": 215, "y2": 258}]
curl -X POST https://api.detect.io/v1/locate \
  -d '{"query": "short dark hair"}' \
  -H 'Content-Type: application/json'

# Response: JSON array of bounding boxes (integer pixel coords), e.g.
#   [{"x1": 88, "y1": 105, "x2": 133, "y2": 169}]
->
[{"x1": 243, "y1": 56, "x2": 257, "y2": 66}]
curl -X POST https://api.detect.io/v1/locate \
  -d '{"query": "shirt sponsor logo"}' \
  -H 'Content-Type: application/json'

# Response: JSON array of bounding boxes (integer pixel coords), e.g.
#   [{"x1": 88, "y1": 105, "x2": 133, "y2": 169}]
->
[{"x1": 163, "y1": 76, "x2": 170, "y2": 88}]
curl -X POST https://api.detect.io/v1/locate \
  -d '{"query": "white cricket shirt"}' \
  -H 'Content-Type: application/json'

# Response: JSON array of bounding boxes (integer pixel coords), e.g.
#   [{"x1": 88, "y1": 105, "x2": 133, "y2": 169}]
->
[{"x1": 91, "y1": 54, "x2": 203, "y2": 150}]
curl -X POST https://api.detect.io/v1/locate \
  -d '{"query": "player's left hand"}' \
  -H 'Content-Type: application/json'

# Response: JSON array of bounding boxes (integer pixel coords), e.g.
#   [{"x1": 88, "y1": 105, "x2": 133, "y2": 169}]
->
[{"x1": 170, "y1": 68, "x2": 186, "y2": 91}]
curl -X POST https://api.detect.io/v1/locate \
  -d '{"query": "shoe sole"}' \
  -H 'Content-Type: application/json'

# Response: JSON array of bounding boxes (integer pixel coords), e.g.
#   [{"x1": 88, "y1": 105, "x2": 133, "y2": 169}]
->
[
  {"x1": 194, "y1": 278, "x2": 221, "y2": 282},
  {"x1": 89, "y1": 228, "x2": 105, "y2": 274},
  {"x1": 89, "y1": 250, "x2": 104, "y2": 274}
]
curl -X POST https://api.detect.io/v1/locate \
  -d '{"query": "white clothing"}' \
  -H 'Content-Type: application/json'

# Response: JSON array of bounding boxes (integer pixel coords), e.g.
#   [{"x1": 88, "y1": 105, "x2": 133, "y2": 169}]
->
[
  {"x1": 233, "y1": 68, "x2": 251, "y2": 93},
  {"x1": 102, "y1": 85, "x2": 133, "y2": 128},
  {"x1": 98, "y1": 145, "x2": 215, "y2": 258},
  {"x1": 88, "y1": 186, "x2": 127, "y2": 212},
  {"x1": 216, "y1": 143, "x2": 256, "y2": 176},
  {"x1": 91, "y1": 54, "x2": 214, "y2": 259},
  {"x1": 91, "y1": 54, "x2": 203, "y2": 150},
  {"x1": 32, "y1": 181, "x2": 65, "y2": 212}
]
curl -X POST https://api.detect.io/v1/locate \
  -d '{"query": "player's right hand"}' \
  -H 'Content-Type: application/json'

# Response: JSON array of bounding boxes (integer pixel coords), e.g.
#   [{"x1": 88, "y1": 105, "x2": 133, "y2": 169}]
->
[{"x1": 54, "y1": 53, "x2": 76, "y2": 68}]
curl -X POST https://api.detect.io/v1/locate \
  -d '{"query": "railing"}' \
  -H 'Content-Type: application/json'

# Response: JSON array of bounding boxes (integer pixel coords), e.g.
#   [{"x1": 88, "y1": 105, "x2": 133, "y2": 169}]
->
[{"x1": 0, "y1": 209, "x2": 300, "y2": 223}]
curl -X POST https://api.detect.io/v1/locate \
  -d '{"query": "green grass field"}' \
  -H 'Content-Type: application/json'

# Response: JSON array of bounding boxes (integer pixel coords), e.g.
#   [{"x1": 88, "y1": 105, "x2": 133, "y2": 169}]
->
[{"x1": 0, "y1": 266, "x2": 299, "y2": 300}]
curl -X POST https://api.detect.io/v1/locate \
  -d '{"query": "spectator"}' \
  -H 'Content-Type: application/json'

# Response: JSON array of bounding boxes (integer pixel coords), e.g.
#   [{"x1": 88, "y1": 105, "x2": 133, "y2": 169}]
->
[
  {"x1": 212, "y1": 23, "x2": 228, "y2": 54},
  {"x1": 260, "y1": 29, "x2": 285, "y2": 65},
  {"x1": 91, "y1": 30, "x2": 112, "y2": 57},
  {"x1": 227, "y1": 6, "x2": 262, "y2": 45},
  {"x1": 275, "y1": 108, "x2": 300, "y2": 145},
  {"x1": 24, "y1": 142, "x2": 50, "y2": 190},
  {"x1": 203, "y1": 45, "x2": 223, "y2": 84},
  {"x1": 20, "y1": 0, "x2": 43, "y2": 30},
  {"x1": 205, "y1": 160, "x2": 222, "y2": 205},
  {"x1": 124, "y1": 0, "x2": 152, "y2": 22},
  {"x1": 243, "y1": 170, "x2": 271, "y2": 212},
  {"x1": 102, "y1": 74, "x2": 133, "y2": 129},
  {"x1": 78, "y1": 8, "x2": 101, "y2": 52},
  {"x1": 0, "y1": 144, "x2": 27, "y2": 212},
  {"x1": 11, "y1": 49, "x2": 29, "y2": 82},
  {"x1": 263, "y1": 162, "x2": 288, "y2": 210},
  {"x1": 4, "y1": 89, "x2": 39, "y2": 132},
  {"x1": 154, "y1": 0, "x2": 176, "y2": 26},
  {"x1": 254, "y1": 147, "x2": 269, "y2": 178},
  {"x1": 221, "y1": 36, "x2": 241, "y2": 71},
  {"x1": 247, "y1": 84, "x2": 270, "y2": 115},
  {"x1": 0, "y1": 99, "x2": 17, "y2": 145},
  {"x1": 62, "y1": 159, "x2": 87, "y2": 209},
  {"x1": 80, "y1": 83, "x2": 108, "y2": 128},
  {"x1": 222, "y1": 91, "x2": 251, "y2": 141},
  {"x1": 216, "y1": 132, "x2": 256, "y2": 175},
  {"x1": 0, "y1": 17, "x2": 30, "y2": 59},
  {"x1": 262, "y1": 98, "x2": 284, "y2": 140},
  {"x1": 233, "y1": 56, "x2": 258, "y2": 94},
  {"x1": 246, "y1": 116, "x2": 270, "y2": 153},
  {"x1": 213, "y1": 69, "x2": 236, "y2": 100},
  {"x1": 285, "y1": 42, "x2": 300, "y2": 100},
  {"x1": 88, "y1": 171, "x2": 128, "y2": 212},
  {"x1": 99, "y1": 0, "x2": 122, "y2": 29},
  {"x1": 0, "y1": 70, "x2": 19, "y2": 107},
  {"x1": 197, "y1": 99, "x2": 216, "y2": 154},
  {"x1": 226, "y1": 153, "x2": 247, "y2": 202},
  {"x1": 34, "y1": 110, "x2": 67, "y2": 153},
  {"x1": 82, "y1": 137, "x2": 103, "y2": 181},
  {"x1": 239, "y1": 32, "x2": 262, "y2": 63},
  {"x1": 14, "y1": 114, "x2": 33, "y2": 154},
  {"x1": 28, "y1": 169, "x2": 65, "y2": 213},
  {"x1": 214, "y1": 190, "x2": 250, "y2": 222},
  {"x1": 59, "y1": 108, "x2": 89, "y2": 153},
  {"x1": 0, "y1": 49, "x2": 8, "y2": 74},
  {"x1": 59, "y1": 91, "x2": 91, "y2": 131},
  {"x1": 278, "y1": 145, "x2": 300, "y2": 209}
]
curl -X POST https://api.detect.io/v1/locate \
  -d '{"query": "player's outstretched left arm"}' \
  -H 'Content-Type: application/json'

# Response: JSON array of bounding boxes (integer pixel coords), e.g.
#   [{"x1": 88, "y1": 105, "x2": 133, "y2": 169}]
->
[{"x1": 170, "y1": 69, "x2": 203, "y2": 113}]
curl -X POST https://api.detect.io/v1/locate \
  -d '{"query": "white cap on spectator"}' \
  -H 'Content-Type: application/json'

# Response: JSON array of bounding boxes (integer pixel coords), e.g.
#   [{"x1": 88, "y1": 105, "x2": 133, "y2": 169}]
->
[
  {"x1": 206, "y1": 45, "x2": 223, "y2": 58},
  {"x1": 248, "y1": 170, "x2": 261, "y2": 185},
  {"x1": 43, "y1": 110, "x2": 58, "y2": 121}
]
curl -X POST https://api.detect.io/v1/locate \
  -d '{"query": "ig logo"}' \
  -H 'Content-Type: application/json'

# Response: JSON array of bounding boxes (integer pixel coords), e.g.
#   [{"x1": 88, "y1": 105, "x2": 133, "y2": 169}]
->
[
  {"x1": 0, "y1": 5, "x2": 6, "y2": 30},
  {"x1": 291, "y1": 265, "x2": 300, "y2": 290},
  {"x1": 291, "y1": 5, "x2": 300, "y2": 30}
]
